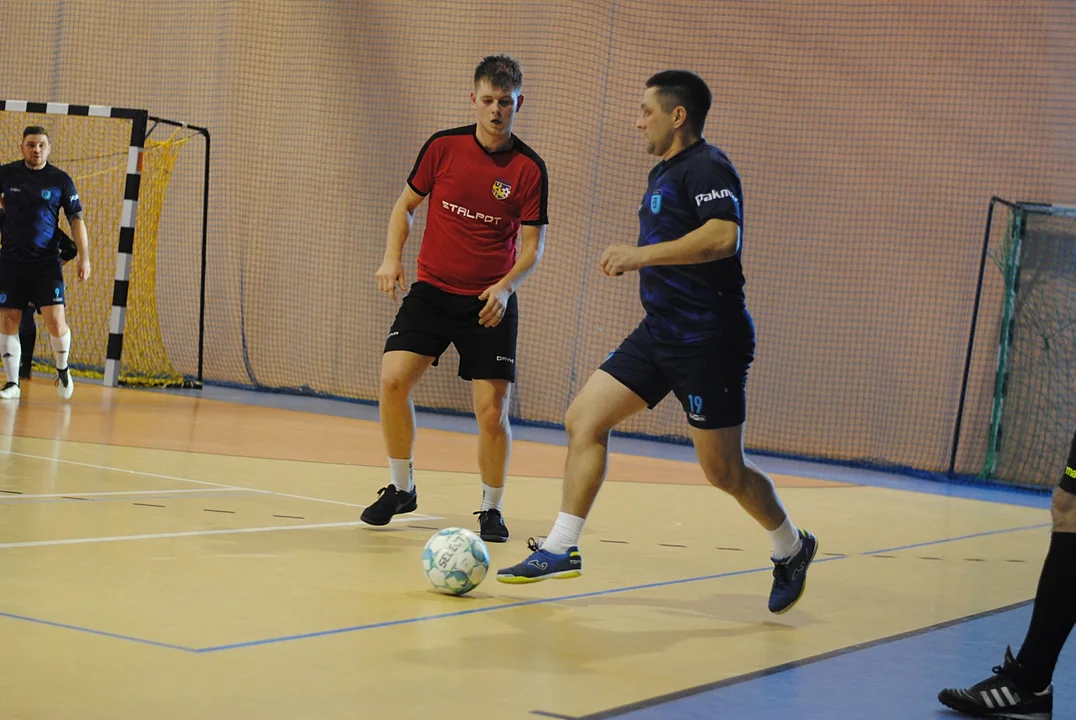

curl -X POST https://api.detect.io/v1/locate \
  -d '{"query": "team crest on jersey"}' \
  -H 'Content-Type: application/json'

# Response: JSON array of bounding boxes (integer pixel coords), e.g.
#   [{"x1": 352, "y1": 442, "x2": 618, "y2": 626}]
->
[
  {"x1": 41, "y1": 189, "x2": 52, "y2": 200},
  {"x1": 650, "y1": 191, "x2": 662, "y2": 214},
  {"x1": 492, "y1": 179, "x2": 512, "y2": 201}
]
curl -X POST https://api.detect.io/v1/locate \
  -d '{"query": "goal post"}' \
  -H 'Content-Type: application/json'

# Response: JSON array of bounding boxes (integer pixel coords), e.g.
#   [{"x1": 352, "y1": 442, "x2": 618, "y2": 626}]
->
[
  {"x1": 0, "y1": 100, "x2": 206, "y2": 389},
  {"x1": 956, "y1": 198, "x2": 1076, "y2": 487}
]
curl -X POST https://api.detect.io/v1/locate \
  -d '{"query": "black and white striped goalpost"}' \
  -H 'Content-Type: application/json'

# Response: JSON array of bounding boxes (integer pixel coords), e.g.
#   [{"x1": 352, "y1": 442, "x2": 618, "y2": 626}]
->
[{"x1": 0, "y1": 100, "x2": 147, "y2": 387}]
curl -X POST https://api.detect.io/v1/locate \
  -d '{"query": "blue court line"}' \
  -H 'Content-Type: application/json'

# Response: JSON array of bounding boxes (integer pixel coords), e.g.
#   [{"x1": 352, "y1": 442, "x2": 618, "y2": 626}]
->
[
  {"x1": 0, "y1": 520, "x2": 1053, "y2": 654},
  {"x1": 194, "y1": 520, "x2": 1053, "y2": 653},
  {"x1": 0, "y1": 610, "x2": 197, "y2": 652}
]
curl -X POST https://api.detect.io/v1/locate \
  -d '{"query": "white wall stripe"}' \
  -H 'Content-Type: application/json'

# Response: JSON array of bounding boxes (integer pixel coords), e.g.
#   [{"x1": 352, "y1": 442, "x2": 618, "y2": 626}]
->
[
  {"x1": 5, "y1": 101, "x2": 27, "y2": 113},
  {"x1": 45, "y1": 102, "x2": 69, "y2": 115},
  {"x1": 88, "y1": 105, "x2": 111, "y2": 117}
]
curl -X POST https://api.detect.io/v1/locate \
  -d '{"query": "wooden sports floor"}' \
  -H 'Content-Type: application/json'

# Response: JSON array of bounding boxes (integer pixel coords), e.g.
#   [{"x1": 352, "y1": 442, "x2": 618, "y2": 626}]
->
[{"x1": 0, "y1": 378, "x2": 1063, "y2": 719}]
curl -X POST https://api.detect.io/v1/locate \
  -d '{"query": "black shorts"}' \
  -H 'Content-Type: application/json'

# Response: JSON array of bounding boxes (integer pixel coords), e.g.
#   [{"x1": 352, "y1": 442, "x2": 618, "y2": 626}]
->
[
  {"x1": 0, "y1": 258, "x2": 65, "y2": 310},
  {"x1": 600, "y1": 319, "x2": 755, "y2": 430},
  {"x1": 384, "y1": 281, "x2": 518, "y2": 382},
  {"x1": 1061, "y1": 429, "x2": 1076, "y2": 494}
]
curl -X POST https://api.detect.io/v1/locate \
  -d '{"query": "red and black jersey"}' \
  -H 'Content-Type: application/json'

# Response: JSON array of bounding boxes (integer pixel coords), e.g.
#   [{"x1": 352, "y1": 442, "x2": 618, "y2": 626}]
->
[{"x1": 407, "y1": 124, "x2": 548, "y2": 295}]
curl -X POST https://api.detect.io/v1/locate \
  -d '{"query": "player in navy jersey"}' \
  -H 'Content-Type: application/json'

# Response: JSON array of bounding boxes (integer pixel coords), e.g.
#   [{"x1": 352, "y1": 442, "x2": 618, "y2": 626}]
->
[
  {"x1": 0, "y1": 126, "x2": 90, "y2": 400},
  {"x1": 498, "y1": 70, "x2": 818, "y2": 614},
  {"x1": 362, "y1": 55, "x2": 549, "y2": 542}
]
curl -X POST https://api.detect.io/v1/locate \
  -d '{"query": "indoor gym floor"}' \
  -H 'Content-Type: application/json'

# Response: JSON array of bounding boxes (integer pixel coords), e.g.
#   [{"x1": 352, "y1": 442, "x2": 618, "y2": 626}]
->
[{"x1": 0, "y1": 378, "x2": 1071, "y2": 719}]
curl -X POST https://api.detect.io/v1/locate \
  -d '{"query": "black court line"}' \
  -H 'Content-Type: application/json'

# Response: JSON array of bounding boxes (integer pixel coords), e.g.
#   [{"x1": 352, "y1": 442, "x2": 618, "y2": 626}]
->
[
  {"x1": 561, "y1": 599, "x2": 1034, "y2": 720},
  {"x1": 530, "y1": 711, "x2": 577, "y2": 719},
  {"x1": 0, "y1": 489, "x2": 22, "y2": 494},
  {"x1": 133, "y1": 503, "x2": 165, "y2": 508}
]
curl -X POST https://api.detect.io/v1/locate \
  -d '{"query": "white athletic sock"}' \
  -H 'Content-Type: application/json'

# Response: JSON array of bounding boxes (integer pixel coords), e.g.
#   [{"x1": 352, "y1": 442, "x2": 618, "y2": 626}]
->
[
  {"x1": 480, "y1": 483, "x2": 504, "y2": 512},
  {"x1": 542, "y1": 512, "x2": 586, "y2": 554},
  {"x1": 1, "y1": 334, "x2": 20, "y2": 385},
  {"x1": 50, "y1": 330, "x2": 70, "y2": 371},
  {"x1": 769, "y1": 517, "x2": 802, "y2": 560},
  {"x1": 389, "y1": 457, "x2": 414, "y2": 493}
]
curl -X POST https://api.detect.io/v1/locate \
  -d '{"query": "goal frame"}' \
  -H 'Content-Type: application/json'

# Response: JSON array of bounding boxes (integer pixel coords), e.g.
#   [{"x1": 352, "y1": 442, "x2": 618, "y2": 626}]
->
[{"x1": 0, "y1": 100, "x2": 208, "y2": 389}]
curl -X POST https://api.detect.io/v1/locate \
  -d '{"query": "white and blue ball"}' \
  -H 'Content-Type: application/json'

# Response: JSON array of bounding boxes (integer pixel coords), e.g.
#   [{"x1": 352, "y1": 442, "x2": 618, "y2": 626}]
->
[{"x1": 422, "y1": 527, "x2": 490, "y2": 595}]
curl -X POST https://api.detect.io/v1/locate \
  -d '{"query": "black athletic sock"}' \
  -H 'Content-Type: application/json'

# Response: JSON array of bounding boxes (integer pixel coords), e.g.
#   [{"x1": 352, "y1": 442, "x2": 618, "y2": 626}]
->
[
  {"x1": 1015, "y1": 531, "x2": 1076, "y2": 692},
  {"x1": 19, "y1": 308, "x2": 36, "y2": 371}
]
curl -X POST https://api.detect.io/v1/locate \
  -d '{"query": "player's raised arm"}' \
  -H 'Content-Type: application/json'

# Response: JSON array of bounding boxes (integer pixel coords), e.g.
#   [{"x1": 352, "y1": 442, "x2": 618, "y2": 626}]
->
[{"x1": 376, "y1": 185, "x2": 425, "y2": 301}]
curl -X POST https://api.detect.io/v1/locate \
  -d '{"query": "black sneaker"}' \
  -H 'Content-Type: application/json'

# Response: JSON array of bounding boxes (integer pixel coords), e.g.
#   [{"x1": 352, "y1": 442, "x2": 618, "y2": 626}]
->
[
  {"x1": 360, "y1": 485, "x2": 417, "y2": 526},
  {"x1": 768, "y1": 529, "x2": 818, "y2": 614},
  {"x1": 18, "y1": 361, "x2": 32, "y2": 380},
  {"x1": 475, "y1": 509, "x2": 509, "y2": 543},
  {"x1": 938, "y1": 646, "x2": 1053, "y2": 718}
]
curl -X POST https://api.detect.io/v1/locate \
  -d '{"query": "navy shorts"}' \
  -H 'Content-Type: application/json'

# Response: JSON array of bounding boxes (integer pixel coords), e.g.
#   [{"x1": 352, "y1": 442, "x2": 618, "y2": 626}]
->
[
  {"x1": 0, "y1": 258, "x2": 65, "y2": 311},
  {"x1": 384, "y1": 281, "x2": 518, "y2": 382},
  {"x1": 1062, "y1": 429, "x2": 1076, "y2": 495},
  {"x1": 600, "y1": 318, "x2": 755, "y2": 430}
]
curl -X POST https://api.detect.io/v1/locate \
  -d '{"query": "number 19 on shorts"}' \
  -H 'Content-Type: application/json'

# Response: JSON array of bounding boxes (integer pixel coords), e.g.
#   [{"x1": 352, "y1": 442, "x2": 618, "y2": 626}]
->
[{"x1": 688, "y1": 394, "x2": 703, "y2": 415}]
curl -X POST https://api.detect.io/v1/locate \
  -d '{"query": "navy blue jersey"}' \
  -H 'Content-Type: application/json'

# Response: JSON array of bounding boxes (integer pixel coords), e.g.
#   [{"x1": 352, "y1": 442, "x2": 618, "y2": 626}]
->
[
  {"x1": 637, "y1": 140, "x2": 746, "y2": 343},
  {"x1": 0, "y1": 161, "x2": 82, "y2": 262}
]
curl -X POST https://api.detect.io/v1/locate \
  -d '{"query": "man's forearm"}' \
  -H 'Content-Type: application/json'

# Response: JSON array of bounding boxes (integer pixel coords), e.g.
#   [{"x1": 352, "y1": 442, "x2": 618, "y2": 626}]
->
[
  {"x1": 498, "y1": 234, "x2": 544, "y2": 293},
  {"x1": 71, "y1": 217, "x2": 89, "y2": 256},
  {"x1": 383, "y1": 200, "x2": 414, "y2": 262},
  {"x1": 638, "y1": 219, "x2": 739, "y2": 267}
]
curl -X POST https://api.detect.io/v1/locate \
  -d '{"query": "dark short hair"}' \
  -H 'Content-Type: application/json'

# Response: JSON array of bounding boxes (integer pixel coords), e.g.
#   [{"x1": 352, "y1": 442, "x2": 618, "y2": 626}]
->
[
  {"x1": 645, "y1": 70, "x2": 712, "y2": 136},
  {"x1": 474, "y1": 54, "x2": 523, "y2": 91},
  {"x1": 22, "y1": 125, "x2": 48, "y2": 139}
]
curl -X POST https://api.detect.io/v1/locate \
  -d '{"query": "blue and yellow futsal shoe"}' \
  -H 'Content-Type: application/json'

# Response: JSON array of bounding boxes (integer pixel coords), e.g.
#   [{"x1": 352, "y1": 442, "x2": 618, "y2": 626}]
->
[
  {"x1": 768, "y1": 528, "x2": 818, "y2": 614},
  {"x1": 496, "y1": 538, "x2": 582, "y2": 584}
]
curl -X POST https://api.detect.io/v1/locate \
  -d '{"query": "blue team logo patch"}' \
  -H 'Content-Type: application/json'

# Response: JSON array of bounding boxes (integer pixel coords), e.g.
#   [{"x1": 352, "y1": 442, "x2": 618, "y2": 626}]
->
[
  {"x1": 41, "y1": 189, "x2": 52, "y2": 200},
  {"x1": 650, "y1": 191, "x2": 662, "y2": 214},
  {"x1": 492, "y1": 179, "x2": 512, "y2": 201},
  {"x1": 0, "y1": 294, "x2": 6, "y2": 304}
]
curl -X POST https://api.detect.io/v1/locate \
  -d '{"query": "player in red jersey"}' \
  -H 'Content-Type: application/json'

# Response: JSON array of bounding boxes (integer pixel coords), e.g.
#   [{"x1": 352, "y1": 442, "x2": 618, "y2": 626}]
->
[{"x1": 362, "y1": 55, "x2": 549, "y2": 542}]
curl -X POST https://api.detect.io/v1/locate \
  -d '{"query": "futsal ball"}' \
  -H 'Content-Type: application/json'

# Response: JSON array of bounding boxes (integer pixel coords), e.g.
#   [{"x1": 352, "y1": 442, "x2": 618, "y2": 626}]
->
[{"x1": 422, "y1": 527, "x2": 490, "y2": 595}]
